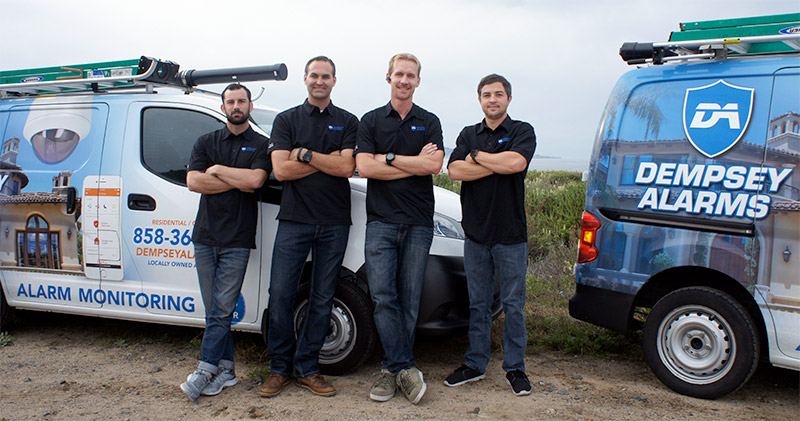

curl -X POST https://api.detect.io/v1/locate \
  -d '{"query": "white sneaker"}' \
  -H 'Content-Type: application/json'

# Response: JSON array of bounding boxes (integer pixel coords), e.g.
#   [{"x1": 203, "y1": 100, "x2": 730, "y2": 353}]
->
[{"x1": 202, "y1": 368, "x2": 238, "y2": 396}]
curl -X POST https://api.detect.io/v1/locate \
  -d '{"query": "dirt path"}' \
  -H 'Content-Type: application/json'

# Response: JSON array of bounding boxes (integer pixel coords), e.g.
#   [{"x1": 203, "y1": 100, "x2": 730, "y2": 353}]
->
[{"x1": 0, "y1": 311, "x2": 797, "y2": 420}]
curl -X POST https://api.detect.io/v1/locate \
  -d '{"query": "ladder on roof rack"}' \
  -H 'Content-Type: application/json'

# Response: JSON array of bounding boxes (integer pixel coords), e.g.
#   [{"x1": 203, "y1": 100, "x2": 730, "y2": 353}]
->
[
  {"x1": 0, "y1": 56, "x2": 288, "y2": 98},
  {"x1": 620, "y1": 13, "x2": 800, "y2": 65},
  {"x1": 620, "y1": 33, "x2": 800, "y2": 65}
]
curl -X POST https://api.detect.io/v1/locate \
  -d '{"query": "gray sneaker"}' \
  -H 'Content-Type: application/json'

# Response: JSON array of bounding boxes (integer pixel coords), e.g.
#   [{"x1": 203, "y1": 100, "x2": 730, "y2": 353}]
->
[
  {"x1": 180, "y1": 368, "x2": 214, "y2": 401},
  {"x1": 396, "y1": 366, "x2": 427, "y2": 404},
  {"x1": 201, "y1": 368, "x2": 238, "y2": 396},
  {"x1": 369, "y1": 370, "x2": 396, "y2": 402}
]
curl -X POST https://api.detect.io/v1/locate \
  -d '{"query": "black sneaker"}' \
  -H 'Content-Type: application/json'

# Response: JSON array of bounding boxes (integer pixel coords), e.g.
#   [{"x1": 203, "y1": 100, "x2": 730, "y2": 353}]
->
[
  {"x1": 505, "y1": 370, "x2": 531, "y2": 396},
  {"x1": 443, "y1": 364, "x2": 485, "y2": 387}
]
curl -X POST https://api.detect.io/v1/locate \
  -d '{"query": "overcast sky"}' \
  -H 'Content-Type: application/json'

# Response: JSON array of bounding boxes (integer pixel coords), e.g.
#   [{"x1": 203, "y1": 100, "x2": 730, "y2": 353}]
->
[{"x1": 4, "y1": 0, "x2": 797, "y2": 166}]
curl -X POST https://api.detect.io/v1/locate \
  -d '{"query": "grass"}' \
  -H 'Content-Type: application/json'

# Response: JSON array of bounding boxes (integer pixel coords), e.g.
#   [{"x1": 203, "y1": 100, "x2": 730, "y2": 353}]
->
[
  {"x1": 434, "y1": 170, "x2": 641, "y2": 360},
  {"x1": 0, "y1": 331, "x2": 13, "y2": 347}
]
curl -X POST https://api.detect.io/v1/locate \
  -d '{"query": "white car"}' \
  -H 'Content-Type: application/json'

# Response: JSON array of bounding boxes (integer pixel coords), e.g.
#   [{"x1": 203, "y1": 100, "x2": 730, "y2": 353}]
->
[{"x1": 0, "y1": 57, "x2": 500, "y2": 374}]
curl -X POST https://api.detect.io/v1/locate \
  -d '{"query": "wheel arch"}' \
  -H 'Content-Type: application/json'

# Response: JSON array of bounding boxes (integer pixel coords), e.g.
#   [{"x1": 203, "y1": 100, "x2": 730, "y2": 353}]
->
[
  {"x1": 633, "y1": 265, "x2": 769, "y2": 360},
  {"x1": 260, "y1": 263, "x2": 371, "y2": 345}
]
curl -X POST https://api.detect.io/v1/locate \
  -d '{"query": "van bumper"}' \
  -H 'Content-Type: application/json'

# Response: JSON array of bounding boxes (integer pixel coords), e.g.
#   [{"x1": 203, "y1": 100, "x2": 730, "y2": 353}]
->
[
  {"x1": 569, "y1": 283, "x2": 636, "y2": 333},
  {"x1": 416, "y1": 255, "x2": 502, "y2": 335}
]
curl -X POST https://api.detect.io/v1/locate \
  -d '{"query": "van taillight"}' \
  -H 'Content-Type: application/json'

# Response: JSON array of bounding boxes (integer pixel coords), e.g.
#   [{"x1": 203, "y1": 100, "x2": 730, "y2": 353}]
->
[{"x1": 578, "y1": 211, "x2": 601, "y2": 263}]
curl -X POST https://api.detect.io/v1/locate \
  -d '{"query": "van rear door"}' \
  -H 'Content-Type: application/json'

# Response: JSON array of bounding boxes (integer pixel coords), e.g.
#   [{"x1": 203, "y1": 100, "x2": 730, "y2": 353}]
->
[
  {"x1": 760, "y1": 66, "x2": 800, "y2": 360},
  {"x1": 0, "y1": 98, "x2": 107, "y2": 309}
]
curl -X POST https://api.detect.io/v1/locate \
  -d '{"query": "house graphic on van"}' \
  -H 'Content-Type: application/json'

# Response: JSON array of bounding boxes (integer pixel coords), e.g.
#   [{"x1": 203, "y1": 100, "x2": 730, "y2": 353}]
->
[{"x1": 0, "y1": 136, "x2": 82, "y2": 271}]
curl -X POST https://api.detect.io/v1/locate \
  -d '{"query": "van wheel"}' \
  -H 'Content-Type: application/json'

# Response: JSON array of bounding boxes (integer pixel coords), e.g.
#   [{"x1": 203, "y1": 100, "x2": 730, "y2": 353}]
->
[
  {"x1": 293, "y1": 277, "x2": 376, "y2": 376},
  {"x1": 0, "y1": 287, "x2": 10, "y2": 332},
  {"x1": 642, "y1": 286, "x2": 759, "y2": 399}
]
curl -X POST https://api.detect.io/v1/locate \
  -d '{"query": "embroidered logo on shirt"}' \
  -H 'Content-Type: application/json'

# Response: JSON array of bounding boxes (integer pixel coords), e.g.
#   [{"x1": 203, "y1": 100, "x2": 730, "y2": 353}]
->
[
  {"x1": 411, "y1": 126, "x2": 426, "y2": 132},
  {"x1": 328, "y1": 125, "x2": 344, "y2": 131},
  {"x1": 241, "y1": 147, "x2": 256, "y2": 152},
  {"x1": 498, "y1": 137, "x2": 510, "y2": 144}
]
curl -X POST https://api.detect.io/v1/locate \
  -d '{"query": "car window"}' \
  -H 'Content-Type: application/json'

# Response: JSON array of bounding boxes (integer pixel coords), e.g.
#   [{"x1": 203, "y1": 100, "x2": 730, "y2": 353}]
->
[{"x1": 141, "y1": 107, "x2": 224, "y2": 185}]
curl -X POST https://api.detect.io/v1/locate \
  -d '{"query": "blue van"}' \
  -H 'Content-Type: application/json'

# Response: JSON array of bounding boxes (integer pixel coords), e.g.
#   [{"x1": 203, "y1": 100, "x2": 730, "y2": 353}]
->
[{"x1": 570, "y1": 14, "x2": 800, "y2": 399}]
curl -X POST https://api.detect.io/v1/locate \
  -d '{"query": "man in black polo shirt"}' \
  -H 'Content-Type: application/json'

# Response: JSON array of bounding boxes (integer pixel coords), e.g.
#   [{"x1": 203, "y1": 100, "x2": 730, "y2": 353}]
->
[
  {"x1": 355, "y1": 53, "x2": 444, "y2": 405},
  {"x1": 259, "y1": 56, "x2": 358, "y2": 399},
  {"x1": 444, "y1": 74, "x2": 536, "y2": 396},
  {"x1": 181, "y1": 83, "x2": 270, "y2": 401}
]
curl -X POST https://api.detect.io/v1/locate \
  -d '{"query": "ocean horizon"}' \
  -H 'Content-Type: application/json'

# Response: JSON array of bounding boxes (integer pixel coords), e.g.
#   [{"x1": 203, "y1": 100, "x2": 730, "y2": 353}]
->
[
  {"x1": 529, "y1": 156, "x2": 590, "y2": 172},
  {"x1": 443, "y1": 147, "x2": 589, "y2": 173}
]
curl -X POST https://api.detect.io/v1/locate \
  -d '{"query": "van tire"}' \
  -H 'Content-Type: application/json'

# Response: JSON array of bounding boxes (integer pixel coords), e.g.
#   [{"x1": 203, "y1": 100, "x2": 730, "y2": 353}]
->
[
  {"x1": 293, "y1": 277, "x2": 377, "y2": 376},
  {"x1": 643, "y1": 286, "x2": 759, "y2": 399},
  {"x1": 0, "y1": 287, "x2": 10, "y2": 332}
]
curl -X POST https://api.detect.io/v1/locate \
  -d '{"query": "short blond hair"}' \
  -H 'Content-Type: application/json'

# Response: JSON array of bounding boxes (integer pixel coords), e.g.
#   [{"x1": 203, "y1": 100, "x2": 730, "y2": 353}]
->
[{"x1": 387, "y1": 53, "x2": 421, "y2": 76}]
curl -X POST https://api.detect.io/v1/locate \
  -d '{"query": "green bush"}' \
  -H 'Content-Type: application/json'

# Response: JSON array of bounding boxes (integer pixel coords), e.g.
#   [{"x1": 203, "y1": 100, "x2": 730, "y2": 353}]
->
[{"x1": 524, "y1": 171, "x2": 585, "y2": 261}]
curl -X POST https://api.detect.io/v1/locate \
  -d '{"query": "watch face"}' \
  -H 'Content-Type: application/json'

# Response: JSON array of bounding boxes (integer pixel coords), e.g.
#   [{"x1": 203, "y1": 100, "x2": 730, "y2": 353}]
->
[{"x1": 303, "y1": 150, "x2": 313, "y2": 162}]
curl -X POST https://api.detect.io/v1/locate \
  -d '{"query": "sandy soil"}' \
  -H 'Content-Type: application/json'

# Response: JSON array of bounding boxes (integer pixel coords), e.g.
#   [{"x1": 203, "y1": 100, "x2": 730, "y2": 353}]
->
[{"x1": 0, "y1": 311, "x2": 797, "y2": 420}]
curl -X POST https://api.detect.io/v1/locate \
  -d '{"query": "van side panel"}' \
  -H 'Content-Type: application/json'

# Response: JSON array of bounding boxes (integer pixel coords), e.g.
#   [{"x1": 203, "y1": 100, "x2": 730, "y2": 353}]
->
[
  {"x1": 0, "y1": 99, "x2": 108, "y2": 310},
  {"x1": 572, "y1": 58, "x2": 800, "y2": 361}
]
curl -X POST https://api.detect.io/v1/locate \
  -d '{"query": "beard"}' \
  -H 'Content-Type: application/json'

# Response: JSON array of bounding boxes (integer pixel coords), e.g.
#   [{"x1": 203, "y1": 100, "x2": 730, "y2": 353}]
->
[{"x1": 226, "y1": 109, "x2": 250, "y2": 125}]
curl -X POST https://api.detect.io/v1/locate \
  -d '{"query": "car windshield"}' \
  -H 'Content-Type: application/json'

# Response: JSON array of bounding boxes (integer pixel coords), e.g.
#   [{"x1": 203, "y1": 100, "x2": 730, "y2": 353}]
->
[{"x1": 250, "y1": 108, "x2": 278, "y2": 137}]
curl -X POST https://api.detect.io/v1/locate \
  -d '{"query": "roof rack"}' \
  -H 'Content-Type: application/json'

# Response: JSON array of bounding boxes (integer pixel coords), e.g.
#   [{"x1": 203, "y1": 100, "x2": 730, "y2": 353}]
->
[
  {"x1": 620, "y1": 13, "x2": 800, "y2": 65},
  {"x1": 0, "y1": 56, "x2": 288, "y2": 98}
]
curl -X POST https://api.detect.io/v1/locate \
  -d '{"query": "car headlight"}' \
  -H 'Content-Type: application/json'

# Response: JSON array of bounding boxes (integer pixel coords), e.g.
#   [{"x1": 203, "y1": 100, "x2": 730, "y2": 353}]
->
[{"x1": 433, "y1": 212, "x2": 465, "y2": 240}]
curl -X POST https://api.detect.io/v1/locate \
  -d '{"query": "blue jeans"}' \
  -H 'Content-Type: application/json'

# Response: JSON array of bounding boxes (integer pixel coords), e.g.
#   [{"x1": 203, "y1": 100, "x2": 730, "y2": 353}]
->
[
  {"x1": 463, "y1": 239, "x2": 527, "y2": 373},
  {"x1": 267, "y1": 221, "x2": 350, "y2": 377},
  {"x1": 365, "y1": 221, "x2": 433, "y2": 374},
  {"x1": 193, "y1": 243, "x2": 251, "y2": 366}
]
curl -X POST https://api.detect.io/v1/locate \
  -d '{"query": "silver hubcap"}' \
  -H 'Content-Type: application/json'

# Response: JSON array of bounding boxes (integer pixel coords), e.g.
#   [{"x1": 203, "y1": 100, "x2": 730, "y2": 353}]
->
[
  {"x1": 656, "y1": 304, "x2": 735, "y2": 384},
  {"x1": 294, "y1": 298, "x2": 356, "y2": 364}
]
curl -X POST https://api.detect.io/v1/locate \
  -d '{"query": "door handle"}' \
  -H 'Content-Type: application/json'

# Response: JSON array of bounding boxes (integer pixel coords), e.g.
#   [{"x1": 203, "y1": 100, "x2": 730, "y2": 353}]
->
[{"x1": 127, "y1": 193, "x2": 156, "y2": 211}]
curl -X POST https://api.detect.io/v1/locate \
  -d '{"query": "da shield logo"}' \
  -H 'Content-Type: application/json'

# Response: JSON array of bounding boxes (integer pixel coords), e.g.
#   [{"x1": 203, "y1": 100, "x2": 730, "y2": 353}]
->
[{"x1": 683, "y1": 80, "x2": 754, "y2": 158}]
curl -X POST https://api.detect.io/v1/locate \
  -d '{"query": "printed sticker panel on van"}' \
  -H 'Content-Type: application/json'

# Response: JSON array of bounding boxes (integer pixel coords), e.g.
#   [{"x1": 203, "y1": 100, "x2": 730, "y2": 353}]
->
[
  {"x1": 583, "y1": 71, "x2": 798, "y2": 294},
  {"x1": 760, "y1": 68, "x2": 800, "y2": 359},
  {"x1": 0, "y1": 99, "x2": 110, "y2": 308}
]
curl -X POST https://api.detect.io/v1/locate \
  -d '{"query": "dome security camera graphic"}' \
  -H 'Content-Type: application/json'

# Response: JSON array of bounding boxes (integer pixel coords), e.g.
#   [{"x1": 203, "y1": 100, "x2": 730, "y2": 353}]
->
[{"x1": 23, "y1": 100, "x2": 92, "y2": 165}]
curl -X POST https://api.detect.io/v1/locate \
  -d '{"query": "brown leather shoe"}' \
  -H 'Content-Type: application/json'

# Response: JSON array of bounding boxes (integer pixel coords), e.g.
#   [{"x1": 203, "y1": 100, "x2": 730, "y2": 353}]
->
[
  {"x1": 296, "y1": 374, "x2": 336, "y2": 397},
  {"x1": 259, "y1": 373, "x2": 291, "y2": 397}
]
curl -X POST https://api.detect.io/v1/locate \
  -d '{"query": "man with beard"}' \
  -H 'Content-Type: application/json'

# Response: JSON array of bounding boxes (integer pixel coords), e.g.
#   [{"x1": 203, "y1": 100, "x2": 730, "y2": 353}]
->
[
  {"x1": 259, "y1": 56, "x2": 358, "y2": 398},
  {"x1": 181, "y1": 83, "x2": 271, "y2": 401}
]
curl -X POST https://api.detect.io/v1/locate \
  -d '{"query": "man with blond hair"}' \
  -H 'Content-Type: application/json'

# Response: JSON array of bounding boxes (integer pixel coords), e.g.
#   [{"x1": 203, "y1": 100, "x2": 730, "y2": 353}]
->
[{"x1": 355, "y1": 53, "x2": 443, "y2": 404}]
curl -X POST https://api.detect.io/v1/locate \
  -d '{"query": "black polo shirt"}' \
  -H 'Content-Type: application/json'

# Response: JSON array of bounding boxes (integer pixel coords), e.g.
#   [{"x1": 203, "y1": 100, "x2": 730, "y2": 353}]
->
[
  {"x1": 356, "y1": 102, "x2": 443, "y2": 226},
  {"x1": 447, "y1": 116, "x2": 536, "y2": 244},
  {"x1": 188, "y1": 125, "x2": 271, "y2": 249},
  {"x1": 270, "y1": 100, "x2": 358, "y2": 225}
]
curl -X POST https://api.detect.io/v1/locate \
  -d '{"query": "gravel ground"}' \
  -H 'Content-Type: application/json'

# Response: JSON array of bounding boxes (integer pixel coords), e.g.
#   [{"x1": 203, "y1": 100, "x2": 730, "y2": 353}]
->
[{"x1": 0, "y1": 310, "x2": 797, "y2": 420}]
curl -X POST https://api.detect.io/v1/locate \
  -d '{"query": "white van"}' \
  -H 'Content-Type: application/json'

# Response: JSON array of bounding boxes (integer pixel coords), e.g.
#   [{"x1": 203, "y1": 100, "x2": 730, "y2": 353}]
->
[{"x1": 0, "y1": 57, "x2": 496, "y2": 375}]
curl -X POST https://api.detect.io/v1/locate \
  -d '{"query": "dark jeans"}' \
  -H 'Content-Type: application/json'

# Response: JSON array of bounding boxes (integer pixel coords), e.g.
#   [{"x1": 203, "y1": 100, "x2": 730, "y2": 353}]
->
[
  {"x1": 463, "y1": 239, "x2": 527, "y2": 373},
  {"x1": 365, "y1": 221, "x2": 433, "y2": 374},
  {"x1": 194, "y1": 243, "x2": 251, "y2": 366},
  {"x1": 267, "y1": 220, "x2": 350, "y2": 377}
]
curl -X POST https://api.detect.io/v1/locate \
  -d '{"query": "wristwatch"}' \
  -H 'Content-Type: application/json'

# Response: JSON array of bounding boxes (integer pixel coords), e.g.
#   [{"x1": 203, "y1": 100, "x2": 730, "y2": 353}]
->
[
  {"x1": 470, "y1": 149, "x2": 480, "y2": 163},
  {"x1": 302, "y1": 148, "x2": 313, "y2": 163},
  {"x1": 385, "y1": 152, "x2": 396, "y2": 166}
]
